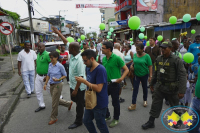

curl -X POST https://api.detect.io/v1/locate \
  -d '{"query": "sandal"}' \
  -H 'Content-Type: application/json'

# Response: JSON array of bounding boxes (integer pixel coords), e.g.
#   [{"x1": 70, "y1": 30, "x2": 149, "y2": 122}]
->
[{"x1": 128, "y1": 104, "x2": 136, "y2": 111}]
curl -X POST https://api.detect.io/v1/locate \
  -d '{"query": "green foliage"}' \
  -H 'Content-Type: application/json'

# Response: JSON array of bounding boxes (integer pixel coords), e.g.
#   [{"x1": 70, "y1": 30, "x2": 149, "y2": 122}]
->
[{"x1": 0, "y1": 33, "x2": 7, "y2": 45}]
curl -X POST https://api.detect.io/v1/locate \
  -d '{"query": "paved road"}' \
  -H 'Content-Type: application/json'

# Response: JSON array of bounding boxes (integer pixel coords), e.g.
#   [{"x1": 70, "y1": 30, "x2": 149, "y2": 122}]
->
[{"x1": 3, "y1": 78, "x2": 172, "y2": 133}]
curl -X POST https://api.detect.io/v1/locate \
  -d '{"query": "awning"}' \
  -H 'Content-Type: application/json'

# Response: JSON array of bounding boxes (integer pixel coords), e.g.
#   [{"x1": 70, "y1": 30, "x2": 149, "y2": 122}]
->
[
  {"x1": 154, "y1": 22, "x2": 191, "y2": 32},
  {"x1": 115, "y1": 29, "x2": 131, "y2": 33}
]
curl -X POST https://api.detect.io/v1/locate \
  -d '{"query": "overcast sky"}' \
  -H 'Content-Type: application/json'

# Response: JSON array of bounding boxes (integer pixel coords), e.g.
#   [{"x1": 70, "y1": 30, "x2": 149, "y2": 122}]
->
[{"x1": 0, "y1": 0, "x2": 114, "y2": 34}]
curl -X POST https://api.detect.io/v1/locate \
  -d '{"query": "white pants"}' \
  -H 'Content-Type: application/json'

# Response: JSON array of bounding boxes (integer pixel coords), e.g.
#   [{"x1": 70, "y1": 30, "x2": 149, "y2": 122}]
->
[{"x1": 35, "y1": 74, "x2": 63, "y2": 107}]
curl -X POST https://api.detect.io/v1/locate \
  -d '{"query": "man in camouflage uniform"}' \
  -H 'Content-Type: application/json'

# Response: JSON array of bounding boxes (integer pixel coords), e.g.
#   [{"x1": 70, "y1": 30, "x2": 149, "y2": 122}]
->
[{"x1": 141, "y1": 41, "x2": 186, "y2": 130}]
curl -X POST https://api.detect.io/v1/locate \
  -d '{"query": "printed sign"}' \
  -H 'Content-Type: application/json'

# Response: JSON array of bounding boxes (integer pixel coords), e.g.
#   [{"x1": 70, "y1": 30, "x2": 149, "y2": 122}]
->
[
  {"x1": 137, "y1": 0, "x2": 158, "y2": 11},
  {"x1": 0, "y1": 22, "x2": 13, "y2": 35},
  {"x1": 76, "y1": 4, "x2": 116, "y2": 8}
]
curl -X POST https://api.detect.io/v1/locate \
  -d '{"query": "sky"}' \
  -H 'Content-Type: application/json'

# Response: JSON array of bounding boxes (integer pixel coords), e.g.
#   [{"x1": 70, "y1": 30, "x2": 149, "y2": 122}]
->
[{"x1": 0, "y1": 0, "x2": 114, "y2": 34}]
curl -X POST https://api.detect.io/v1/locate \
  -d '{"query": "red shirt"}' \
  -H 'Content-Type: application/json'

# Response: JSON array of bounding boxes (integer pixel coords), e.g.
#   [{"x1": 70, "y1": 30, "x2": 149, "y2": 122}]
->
[{"x1": 60, "y1": 52, "x2": 68, "y2": 65}]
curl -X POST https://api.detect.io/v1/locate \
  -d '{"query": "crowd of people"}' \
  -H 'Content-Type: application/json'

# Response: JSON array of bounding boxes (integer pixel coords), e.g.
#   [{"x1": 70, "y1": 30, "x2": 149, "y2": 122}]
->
[{"x1": 17, "y1": 25, "x2": 200, "y2": 132}]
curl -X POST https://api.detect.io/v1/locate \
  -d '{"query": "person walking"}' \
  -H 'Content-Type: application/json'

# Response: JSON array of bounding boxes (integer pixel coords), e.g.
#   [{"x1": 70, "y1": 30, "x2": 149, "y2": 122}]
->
[
  {"x1": 188, "y1": 35, "x2": 200, "y2": 64},
  {"x1": 141, "y1": 41, "x2": 186, "y2": 130},
  {"x1": 75, "y1": 49, "x2": 109, "y2": 133},
  {"x1": 43, "y1": 51, "x2": 73, "y2": 125},
  {"x1": 52, "y1": 26, "x2": 86, "y2": 129},
  {"x1": 102, "y1": 41, "x2": 129, "y2": 128},
  {"x1": 123, "y1": 44, "x2": 134, "y2": 89},
  {"x1": 128, "y1": 43, "x2": 152, "y2": 111},
  {"x1": 17, "y1": 42, "x2": 37, "y2": 98},
  {"x1": 34, "y1": 43, "x2": 51, "y2": 112}
]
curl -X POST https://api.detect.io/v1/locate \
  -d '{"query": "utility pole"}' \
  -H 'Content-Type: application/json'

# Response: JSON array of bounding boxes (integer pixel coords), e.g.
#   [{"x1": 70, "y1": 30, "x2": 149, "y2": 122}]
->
[
  {"x1": 27, "y1": 0, "x2": 35, "y2": 50},
  {"x1": 132, "y1": 0, "x2": 137, "y2": 42}
]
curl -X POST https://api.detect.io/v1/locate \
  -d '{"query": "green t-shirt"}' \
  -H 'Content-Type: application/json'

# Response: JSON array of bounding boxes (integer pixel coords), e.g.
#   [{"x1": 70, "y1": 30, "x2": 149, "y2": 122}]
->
[
  {"x1": 195, "y1": 68, "x2": 200, "y2": 98},
  {"x1": 36, "y1": 50, "x2": 51, "y2": 75},
  {"x1": 133, "y1": 53, "x2": 152, "y2": 77},
  {"x1": 102, "y1": 53, "x2": 125, "y2": 82}
]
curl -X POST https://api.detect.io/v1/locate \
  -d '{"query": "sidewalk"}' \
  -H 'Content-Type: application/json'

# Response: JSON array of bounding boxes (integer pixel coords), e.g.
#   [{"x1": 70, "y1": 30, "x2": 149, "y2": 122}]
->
[{"x1": 0, "y1": 55, "x2": 25, "y2": 133}]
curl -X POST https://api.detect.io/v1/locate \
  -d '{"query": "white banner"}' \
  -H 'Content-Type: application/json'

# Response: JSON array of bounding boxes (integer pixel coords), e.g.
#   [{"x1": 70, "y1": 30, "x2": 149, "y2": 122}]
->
[
  {"x1": 109, "y1": 21, "x2": 118, "y2": 27},
  {"x1": 76, "y1": 4, "x2": 116, "y2": 8}
]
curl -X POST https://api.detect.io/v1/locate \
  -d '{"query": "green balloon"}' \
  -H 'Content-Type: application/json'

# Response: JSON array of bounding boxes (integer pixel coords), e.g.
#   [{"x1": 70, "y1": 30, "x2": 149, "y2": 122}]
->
[
  {"x1": 130, "y1": 41, "x2": 134, "y2": 45},
  {"x1": 107, "y1": 35, "x2": 110, "y2": 39},
  {"x1": 140, "y1": 27, "x2": 145, "y2": 32},
  {"x1": 136, "y1": 27, "x2": 140, "y2": 30},
  {"x1": 139, "y1": 33, "x2": 144, "y2": 39},
  {"x1": 78, "y1": 38, "x2": 81, "y2": 42},
  {"x1": 146, "y1": 41, "x2": 150, "y2": 46},
  {"x1": 110, "y1": 28, "x2": 114, "y2": 32},
  {"x1": 183, "y1": 14, "x2": 191, "y2": 23},
  {"x1": 99, "y1": 23, "x2": 105, "y2": 30},
  {"x1": 67, "y1": 37, "x2": 74, "y2": 43},
  {"x1": 130, "y1": 38, "x2": 133, "y2": 41},
  {"x1": 81, "y1": 35, "x2": 85, "y2": 40},
  {"x1": 191, "y1": 29, "x2": 196, "y2": 34},
  {"x1": 128, "y1": 16, "x2": 141, "y2": 30},
  {"x1": 169, "y1": 16, "x2": 177, "y2": 24},
  {"x1": 157, "y1": 35, "x2": 163, "y2": 41},
  {"x1": 114, "y1": 34, "x2": 116, "y2": 36},
  {"x1": 196, "y1": 12, "x2": 200, "y2": 21},
  {"x1": 183, "y1": 52, "x2": 194, "y2": 63},
  {"x1": 108, "y1": 32, "x2": 112, "y2": 36},
  {"x1": 179, "y1": 53, "x2": 182, "y2": 59},
  {"x1": 144, "y1": 36, "x2": 147, "y2": 39}
]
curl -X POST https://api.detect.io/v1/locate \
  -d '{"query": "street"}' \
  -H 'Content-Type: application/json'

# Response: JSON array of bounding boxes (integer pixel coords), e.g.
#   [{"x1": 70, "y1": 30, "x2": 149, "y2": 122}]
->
[{"x1": 3, "y1": 78, "x2": 171, "y2": 133}]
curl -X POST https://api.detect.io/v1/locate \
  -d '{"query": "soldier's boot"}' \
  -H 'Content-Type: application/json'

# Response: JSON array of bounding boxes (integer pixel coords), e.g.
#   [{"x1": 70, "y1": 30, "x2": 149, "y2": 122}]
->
[{"x1": 141, "y1": 116, "x2": 155, "y2": 130}]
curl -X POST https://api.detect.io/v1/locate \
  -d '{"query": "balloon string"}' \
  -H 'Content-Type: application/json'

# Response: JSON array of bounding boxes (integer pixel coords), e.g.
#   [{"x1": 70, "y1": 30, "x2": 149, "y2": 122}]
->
[
  {"x1": 174, "y1": 25, "x2": 175, "y2": 37},
  {"x1": 185, "y1": 23, "x2": 186, "y2": 32}
]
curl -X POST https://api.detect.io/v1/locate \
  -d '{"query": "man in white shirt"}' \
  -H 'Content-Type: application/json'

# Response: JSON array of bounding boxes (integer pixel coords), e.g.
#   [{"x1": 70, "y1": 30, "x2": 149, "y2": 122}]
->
[
  {"x1": 113, "y1": 43, "x2": 125, "y2": 103},
  {"x1": 17, "y1": 42, "x2": 37, "y2": 98}
]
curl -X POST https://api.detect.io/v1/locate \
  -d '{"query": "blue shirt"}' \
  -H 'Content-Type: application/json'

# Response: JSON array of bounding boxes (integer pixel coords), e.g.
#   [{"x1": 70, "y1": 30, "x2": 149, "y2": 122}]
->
[
  {"x1": 191, "y1": 63, "x2": 200, "y2": 76},
  {"x1": 86, "y1": 65, "x2": 108, "y2": 109},
  {"x1": 187, "y1": 43, "x2": 200, "y2": 64},
  {"x1": 47, "y1": 62, "x2": 67, "y2": 84}
]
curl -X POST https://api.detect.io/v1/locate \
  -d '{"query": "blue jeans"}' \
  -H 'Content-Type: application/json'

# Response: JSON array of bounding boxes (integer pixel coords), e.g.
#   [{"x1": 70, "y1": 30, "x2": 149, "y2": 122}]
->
[
  {"x1": 106, "y1": 83, "x2": 120, "y2": 120},
  {"x1": 132, "y1": 74, "x2": 148, "y2": 104},
  {"x1": 83, "y1": 107, "x2": 109, "y2": 133},
  {"x1": 22, "y1": 70, "x2": 35, "y2": 94},
  {"x1": 188, "y1": 97, "x2": 200, "y2": 133}
]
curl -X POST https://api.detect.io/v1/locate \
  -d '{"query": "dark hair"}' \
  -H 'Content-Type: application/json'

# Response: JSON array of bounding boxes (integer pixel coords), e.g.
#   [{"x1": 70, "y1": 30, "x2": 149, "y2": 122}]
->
[
  {"x1": 81, "y1": 49, "x2": 96, "y2": 60},
  {"x1": 56, "y1": 45, "x2": 60, "y2": 49},
  {"x1": 83, "y1": 42, "x2": 86, "y2": 45},
  {"x1": 61, "y1": 45, "x2": 65, "y2": 48},
  {"x1": 24, "y1": 42, "x2": 30, "y2": 46},
  {"x1": 103, "y1": 41, "x2": 113, "y2": 52},
  {"x1": 195, "y1": 35, "x2": 200, "y2": 38},
  {"x1": 150, "y1": 37, "x2": 156, "y2": 42},
  {"x1": 126, "y1": 44, "x2": 131, "y2": 49},
  {"x1": 171, "y1": 39, "x2": 179, "y2": 46},
  {"x1": 136, "y1": 43, "x2": 144, "y2": 49},
  {"x1": 49, "y1": 51, "x2": 59, "y2": 58}
]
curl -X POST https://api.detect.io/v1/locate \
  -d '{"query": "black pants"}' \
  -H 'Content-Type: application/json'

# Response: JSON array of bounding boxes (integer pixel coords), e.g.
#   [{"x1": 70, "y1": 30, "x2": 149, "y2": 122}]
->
[
  {"x1": 70, "y1": 88, "x2": 85, "y2": 124},
  {"x1": 63, "y1": 63, "x2": 69, "y2": 81}
]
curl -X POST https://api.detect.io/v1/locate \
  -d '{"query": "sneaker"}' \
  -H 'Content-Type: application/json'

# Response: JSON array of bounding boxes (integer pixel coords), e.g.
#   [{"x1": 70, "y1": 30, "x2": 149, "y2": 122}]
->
[
  {"x1": 142, "y1": 121, "x2": 155, "y2": 130},
  {"x1": 128, "y1": 104, "x2": 136, "y2": 111},
  {"x1": 31, "y1": 92, "x2": 35, "y2": 94},
  {"x1": 105, "y1": 116, "x2": 111, "y2": 121},
  {"x1": 119, "y1": 97, "x2": 125, "y2": 103},
  {"x1": 109, "y1": 119, "x2": 119, "y2": 128},
  {"x1": 143, "y1": 101, "x2": 147, "y2": 107},
  {"x1": 27, "y1": 94, "x2": 31, "y2": 98}
]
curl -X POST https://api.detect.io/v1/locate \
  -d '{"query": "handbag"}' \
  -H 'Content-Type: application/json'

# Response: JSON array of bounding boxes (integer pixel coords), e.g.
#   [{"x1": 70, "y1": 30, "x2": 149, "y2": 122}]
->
[{"x1": 85, "y1": 83, "x2": 97, "y2": 109}]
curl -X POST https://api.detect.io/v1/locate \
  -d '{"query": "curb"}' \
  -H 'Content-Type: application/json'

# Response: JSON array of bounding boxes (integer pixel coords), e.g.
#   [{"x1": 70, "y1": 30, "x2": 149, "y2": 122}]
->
[{"x1": 0, "y1": 80, "x2": 24, "y2": 133}]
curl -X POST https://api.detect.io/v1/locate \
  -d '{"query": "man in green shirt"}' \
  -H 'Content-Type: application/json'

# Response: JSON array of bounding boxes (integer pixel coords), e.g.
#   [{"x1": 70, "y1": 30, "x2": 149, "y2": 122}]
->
[
  {"x1": 35, "y1": 43, "x2": 51, "y2": 112},
  {"x1": 102, "y1": 41, "x2": 129, "y2": 128}
]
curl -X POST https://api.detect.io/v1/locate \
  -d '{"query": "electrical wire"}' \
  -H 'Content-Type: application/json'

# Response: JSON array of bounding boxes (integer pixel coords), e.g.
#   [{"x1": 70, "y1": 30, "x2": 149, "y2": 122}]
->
[
  {"x1": 33, "y1": 0, "x2": 49, "y2": 16},
  {"x1": 23, "y1": 0, "x2": 46, "y2": 17}
]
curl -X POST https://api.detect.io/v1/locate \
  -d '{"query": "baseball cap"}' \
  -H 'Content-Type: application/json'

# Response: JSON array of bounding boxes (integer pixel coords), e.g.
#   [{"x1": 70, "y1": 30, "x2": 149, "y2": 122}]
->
[{"x1": 160, "y1": 41, "x2": 172, "y2": 48}]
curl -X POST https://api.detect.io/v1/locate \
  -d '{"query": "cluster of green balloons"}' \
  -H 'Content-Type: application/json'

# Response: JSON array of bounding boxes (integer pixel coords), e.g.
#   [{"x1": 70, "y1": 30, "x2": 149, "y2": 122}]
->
[
  {"x1": 81, "y1": 35, "x2": 85, "y2": 40},
  {"x1": 139, "y1": 33, "x2": 144, "y2": 39},
  {"x1": 128, "y1": 16, "x2": 141, "y2": 30},
  {"x1": 157, "y1": 35, "x2": 163, "y2": 41},
  {"x1": 191, "y1": 29, "x2": 196, "y2": 34},
  {"x1": 183, "y1": 52, "x2": 194, "y2": 63},
  {"x1": 67, "y1": 37, "x2": 74, "y2": 43},
  {"x1": 99, "y1": 23, "x2": 105, "y2": 30}
]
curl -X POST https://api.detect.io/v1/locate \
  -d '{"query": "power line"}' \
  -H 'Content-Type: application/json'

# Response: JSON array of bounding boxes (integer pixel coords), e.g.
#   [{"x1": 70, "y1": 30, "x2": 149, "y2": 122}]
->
[
  {"x1": 23, "y1": 0, "x2": 46, "y2": 17},
  {"x1": 33, "y1": 0, "x2": 49, "y2": 16}
]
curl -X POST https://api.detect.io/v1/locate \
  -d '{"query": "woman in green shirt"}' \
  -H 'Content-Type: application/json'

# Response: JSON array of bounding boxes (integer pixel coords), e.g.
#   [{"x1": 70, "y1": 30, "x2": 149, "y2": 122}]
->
[{"x1": 128, "y1": 43, "x2": 152, "y2": 111}]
